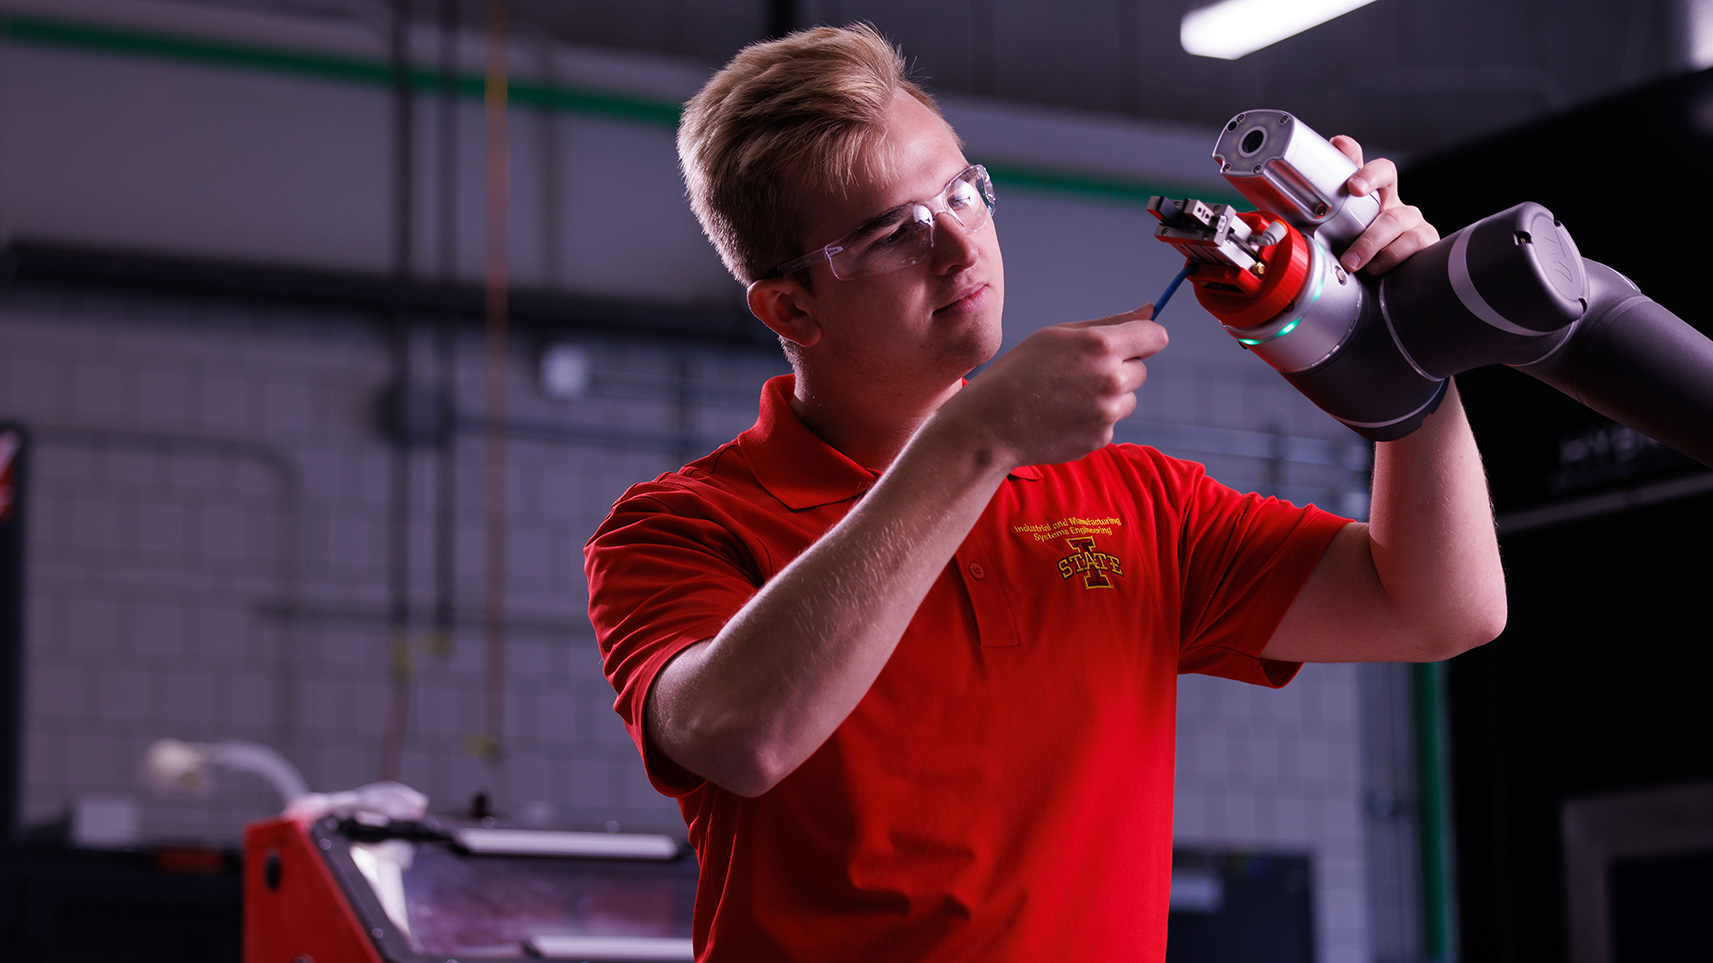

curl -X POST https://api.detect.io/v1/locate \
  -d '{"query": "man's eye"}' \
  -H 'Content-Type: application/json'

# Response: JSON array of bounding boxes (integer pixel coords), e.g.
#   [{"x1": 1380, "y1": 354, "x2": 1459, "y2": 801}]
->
[
  {"x1": 948, "y1": 183, "x2": 979, "y2": 210},
  {"x1": 856, "y1": 218, "x2": 915, "y2": 251},
  {"x1": 873, "y1": 222, "x2": 916, "y2": 247}
]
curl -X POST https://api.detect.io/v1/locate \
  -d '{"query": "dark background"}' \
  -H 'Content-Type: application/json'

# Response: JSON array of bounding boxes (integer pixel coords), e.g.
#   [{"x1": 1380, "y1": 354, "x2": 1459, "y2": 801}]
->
[{"x1": 1405, "y1": 66, "x2": 1713, "y2": 963}]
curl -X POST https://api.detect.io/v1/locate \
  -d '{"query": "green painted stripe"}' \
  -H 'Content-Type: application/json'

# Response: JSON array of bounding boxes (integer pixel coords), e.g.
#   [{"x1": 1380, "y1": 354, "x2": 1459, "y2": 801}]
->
[
  {"x1": 505, "y1": 78, "x2": 681, "y2": 125},
  {"x1": 984, "y1": 162, "x2": 1245, "y2": 210},
  {"x1": 0, "y1": 12, "x2": 681, "y2": 125},
  {"x1": 4, "y1": 13, "x2": 399, "y2": 88},
  {"x1": 0, "y1": 12, "x2": 1225, "y2": 206}
]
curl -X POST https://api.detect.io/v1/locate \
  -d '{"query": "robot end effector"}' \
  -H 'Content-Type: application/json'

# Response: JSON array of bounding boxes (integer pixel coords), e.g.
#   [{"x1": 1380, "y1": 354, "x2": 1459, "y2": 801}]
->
[{"x1": 1151, "y1": 109, "x2": 1713, "y2": 469}]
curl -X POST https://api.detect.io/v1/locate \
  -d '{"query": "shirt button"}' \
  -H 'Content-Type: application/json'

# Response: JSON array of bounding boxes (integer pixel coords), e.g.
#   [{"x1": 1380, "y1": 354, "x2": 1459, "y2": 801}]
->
[{"x1": 969, "y1": 562, "x2": 986, "y2": 580}]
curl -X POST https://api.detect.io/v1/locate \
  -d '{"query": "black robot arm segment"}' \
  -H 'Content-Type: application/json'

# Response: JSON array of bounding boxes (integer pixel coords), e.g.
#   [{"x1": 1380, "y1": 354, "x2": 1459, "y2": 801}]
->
[
  {"x1": 1512, "y1": 261, "x2": 1713, "y2": 468},
  {"x1": 1376, "y1": 203, "x2": 1713, "y2": 467}
]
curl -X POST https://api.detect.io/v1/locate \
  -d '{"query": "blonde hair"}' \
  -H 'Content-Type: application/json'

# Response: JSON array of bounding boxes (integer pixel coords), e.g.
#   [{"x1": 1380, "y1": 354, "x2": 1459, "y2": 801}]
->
[{"x1": 677, "y1": 23, "x2": 953, "y2": 284}]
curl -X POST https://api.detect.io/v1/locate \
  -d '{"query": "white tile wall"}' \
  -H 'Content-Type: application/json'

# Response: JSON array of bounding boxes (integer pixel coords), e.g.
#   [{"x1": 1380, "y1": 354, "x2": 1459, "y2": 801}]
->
[
  {"x1": 1177, "y1": 663, "x2": 1372, "y2": 963},
  {"x1": 3, "y1": 288, "x2": 786, "y2": 843}
]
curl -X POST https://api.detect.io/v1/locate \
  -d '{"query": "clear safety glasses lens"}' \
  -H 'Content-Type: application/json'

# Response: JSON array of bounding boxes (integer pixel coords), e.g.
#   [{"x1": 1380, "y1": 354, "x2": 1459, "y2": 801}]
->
[
  {"x1": 821, "y1": 165, "x2": 994, "y2": 280},
  {"x1": 774, "y1": 161, "x2": 993, "y2": 277}
]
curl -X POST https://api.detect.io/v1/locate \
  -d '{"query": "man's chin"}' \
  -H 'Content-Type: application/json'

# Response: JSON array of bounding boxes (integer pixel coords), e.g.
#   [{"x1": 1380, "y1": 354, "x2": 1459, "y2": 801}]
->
[{"x1": 944, "y1": 324, "x2": 1004, "y2": 378}]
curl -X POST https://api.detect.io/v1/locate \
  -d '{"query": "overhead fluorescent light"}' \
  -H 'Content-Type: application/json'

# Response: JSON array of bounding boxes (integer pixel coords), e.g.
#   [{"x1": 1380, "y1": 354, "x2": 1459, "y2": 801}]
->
[
  {"x1": 1182, "y1": 0, "x2": 1383, "y2": 60},
  {"x1": 1687, "y1": 0, "x2": 1713, "y2": 69}
]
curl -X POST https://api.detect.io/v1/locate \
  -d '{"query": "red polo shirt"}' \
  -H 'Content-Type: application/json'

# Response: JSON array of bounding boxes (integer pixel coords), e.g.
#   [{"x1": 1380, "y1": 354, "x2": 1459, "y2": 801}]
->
[{"x1": 585, "y1": 375, "x2": 1346, "y2": 962}]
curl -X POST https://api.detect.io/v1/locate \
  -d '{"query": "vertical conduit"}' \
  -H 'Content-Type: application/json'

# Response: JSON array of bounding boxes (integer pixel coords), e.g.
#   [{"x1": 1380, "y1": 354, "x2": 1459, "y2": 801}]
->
[
  {"x1": 1265, "y1": 423, "x2": 1286, "y2": 498},
  {"x1": 765, "y1": 0, "x2": 797, "y2": 40},
  {"x1": 1, "y1": 428, "x2": 29, "y2": 841},
  {"x1": 476, "y1": 0, "x2": 510, "y2": 783},
  {"x1": 431, "y1": 0, "x2": 459, "y2": 661},
  {"x1": 672, "y1": 347, "x2": 696, "y2": 468},
  {"x1": 380, "y1": 0, "x2": 416, "y2": 784},
  {"x1": 1414, "y1": 661, "x2": 1458, "y2": 961},
  {"x1": 530, "y1": 26, "x2": 565, "y2": 290}
]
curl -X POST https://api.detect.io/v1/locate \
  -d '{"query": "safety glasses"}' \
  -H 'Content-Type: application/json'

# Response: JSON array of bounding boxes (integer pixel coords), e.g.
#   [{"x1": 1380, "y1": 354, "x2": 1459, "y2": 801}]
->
[{"x1": 763, "y1": 164, "x2": 995, "y2": 281}]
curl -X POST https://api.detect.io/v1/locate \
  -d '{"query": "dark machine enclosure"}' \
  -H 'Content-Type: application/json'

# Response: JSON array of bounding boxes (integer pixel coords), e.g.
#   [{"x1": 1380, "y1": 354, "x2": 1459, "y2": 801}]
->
[{"x1": 1403, "y1": 66, "x2": 1713, "y2": 963}]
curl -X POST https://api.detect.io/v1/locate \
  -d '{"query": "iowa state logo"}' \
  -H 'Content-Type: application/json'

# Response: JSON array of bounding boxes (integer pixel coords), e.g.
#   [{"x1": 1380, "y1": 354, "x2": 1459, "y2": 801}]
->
[
  {"x1": 1057, "y1": 536, "x2": 1123, "y2": 589},
  {"x1": 1012, "y1": 515, "x2": 1128, "y2": 590}
]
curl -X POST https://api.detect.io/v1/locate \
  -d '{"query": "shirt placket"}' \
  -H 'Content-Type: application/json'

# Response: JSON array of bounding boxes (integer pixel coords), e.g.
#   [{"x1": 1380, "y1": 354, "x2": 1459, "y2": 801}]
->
[{"x1": 953, "y1": 513, "x2": 1025, "y2": 649}]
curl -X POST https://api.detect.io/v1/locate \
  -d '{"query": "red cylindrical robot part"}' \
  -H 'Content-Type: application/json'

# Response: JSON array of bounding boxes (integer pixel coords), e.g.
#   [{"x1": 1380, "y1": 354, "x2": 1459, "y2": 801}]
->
[{"x1": 1191, "y1": 213, "x2": 1312, "y2": 331}]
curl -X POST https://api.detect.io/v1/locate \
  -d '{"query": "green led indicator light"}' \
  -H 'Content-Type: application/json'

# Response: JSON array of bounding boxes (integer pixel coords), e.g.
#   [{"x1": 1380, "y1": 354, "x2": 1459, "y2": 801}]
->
[
  {"x1": 1237, "y1": 248, "x2": 1328, "y2": 347},
  {"x1": 1239, "y1": 317, "x2": 1301, "y2": 346}
]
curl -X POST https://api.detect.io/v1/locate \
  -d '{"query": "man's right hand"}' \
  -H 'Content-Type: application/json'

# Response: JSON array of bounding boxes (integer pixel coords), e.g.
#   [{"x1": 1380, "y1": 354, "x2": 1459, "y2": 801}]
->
[{"x1": 938, "y1": 305, "x2": 1168, "y2": 469}]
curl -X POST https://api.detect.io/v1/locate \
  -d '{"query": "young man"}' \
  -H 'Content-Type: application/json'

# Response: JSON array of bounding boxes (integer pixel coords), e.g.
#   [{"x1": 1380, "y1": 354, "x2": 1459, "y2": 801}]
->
[{"x1": 586, "y1": 23, "x2": 1505, "y2": 961}]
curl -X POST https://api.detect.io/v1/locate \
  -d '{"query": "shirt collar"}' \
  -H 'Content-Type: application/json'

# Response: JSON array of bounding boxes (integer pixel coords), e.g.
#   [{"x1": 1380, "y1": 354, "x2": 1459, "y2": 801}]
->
[{"x1": 740, "y1": 374, "x2": 1040, "y2": 512}]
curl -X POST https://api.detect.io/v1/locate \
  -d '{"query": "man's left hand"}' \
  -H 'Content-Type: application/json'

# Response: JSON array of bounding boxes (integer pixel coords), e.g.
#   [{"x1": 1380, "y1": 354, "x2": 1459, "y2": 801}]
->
[{"x1": 1330, "y1": 135, "x2": 1437, "y2": 275}]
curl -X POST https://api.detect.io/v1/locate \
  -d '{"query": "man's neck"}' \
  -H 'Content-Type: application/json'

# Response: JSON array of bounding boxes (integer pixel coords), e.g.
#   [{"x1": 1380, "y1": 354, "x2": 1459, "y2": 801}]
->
[{"x1": 787, "y1": 367, "x2": 964, "y2": 471}]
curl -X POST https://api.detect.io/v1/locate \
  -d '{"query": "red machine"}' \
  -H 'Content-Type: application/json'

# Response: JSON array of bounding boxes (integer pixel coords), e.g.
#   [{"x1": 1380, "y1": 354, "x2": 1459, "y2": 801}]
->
[
  {"x1": 246, "y1": 817, "x2": 384, "y2": 963},
  {"x1": 244, "y1": 815, "x2": 696, "y2": 963}
]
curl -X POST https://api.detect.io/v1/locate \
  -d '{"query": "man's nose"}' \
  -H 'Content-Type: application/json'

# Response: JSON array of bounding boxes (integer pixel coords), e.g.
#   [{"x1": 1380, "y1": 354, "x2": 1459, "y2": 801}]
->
[{"x1": 929, "y1": 209, "x2": 981, "y2": 265}]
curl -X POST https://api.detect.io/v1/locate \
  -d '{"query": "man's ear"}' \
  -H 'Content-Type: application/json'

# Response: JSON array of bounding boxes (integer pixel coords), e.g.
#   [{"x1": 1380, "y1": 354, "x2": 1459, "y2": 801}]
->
[{"x1": 746, "y1": 279, "x2": 822, "y2": 348}]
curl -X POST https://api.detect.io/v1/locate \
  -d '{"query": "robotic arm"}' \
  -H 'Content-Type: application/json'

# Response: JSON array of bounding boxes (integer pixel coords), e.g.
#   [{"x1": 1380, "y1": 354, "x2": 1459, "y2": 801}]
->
[{"x1": 1150, "y1": 109, "x2": 1713, "y2": 468}]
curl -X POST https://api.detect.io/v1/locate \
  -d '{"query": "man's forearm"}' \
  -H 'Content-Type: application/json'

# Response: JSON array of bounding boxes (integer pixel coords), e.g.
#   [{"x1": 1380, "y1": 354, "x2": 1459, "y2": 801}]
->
[
  {"x1": 1366, "y1": 380, "x2": 1507, "y2": 656},
  {"x1": 1263, "y1": 380, "x2": 1506, "y2": 663},
  {"x1": 645, "y1": 412, "x2": 1014, "y2": 797}
]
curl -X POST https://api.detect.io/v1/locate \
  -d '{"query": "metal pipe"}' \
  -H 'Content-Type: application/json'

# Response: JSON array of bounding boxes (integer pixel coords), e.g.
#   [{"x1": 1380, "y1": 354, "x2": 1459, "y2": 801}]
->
[
  {"x1": 380, "y1": 0, "x2": 416, "y2": 786},
  {"x1": 1413, "y1": 661, "x2": 1459, "y2": 962},
  {"x1": 253, "y1": 599, "x2": 587, "y2": 641},
  {"x1": 432, "y1": 0, "x2": 461, "y2": 659},
  {"x1": 0, "y1": 238, "x2": 763, "y2": 346},
  {"x1": 477, "y1": 0, "x2": 511, "y2": 781}
]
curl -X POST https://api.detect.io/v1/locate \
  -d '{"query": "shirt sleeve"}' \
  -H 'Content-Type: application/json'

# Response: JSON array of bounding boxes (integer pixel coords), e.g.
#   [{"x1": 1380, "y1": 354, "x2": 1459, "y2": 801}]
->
[
  {"x1": 1162, "y1": 453, "x2": 1350, "y2": 687},
  {"x1": 584, "y1": 484, "x2": 765, "y2": 796}
]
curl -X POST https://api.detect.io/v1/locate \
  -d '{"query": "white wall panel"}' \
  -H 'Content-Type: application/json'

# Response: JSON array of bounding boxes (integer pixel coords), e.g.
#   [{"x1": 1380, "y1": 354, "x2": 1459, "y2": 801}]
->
[{"x1": 0, "y1": 44, "x2": 395, "y2": 271}]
